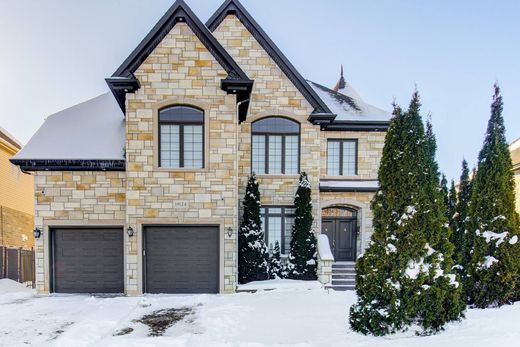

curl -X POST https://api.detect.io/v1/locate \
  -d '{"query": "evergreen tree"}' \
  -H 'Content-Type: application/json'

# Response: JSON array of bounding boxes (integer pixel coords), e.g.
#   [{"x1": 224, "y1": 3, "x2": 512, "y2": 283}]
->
[
  {"x1": 269, "y1": 241, "x2": 283, "y2": 279},
  {"x1": 440, "y1": 174, "x2": 449, "y2": 216},
  {"x1": 447, "y1": 180, "x2": 457, "y2": 224},
  {"x1": 349, "y1": 92, "x2": 464, "y2": 336},
  {"x1": 467, "y1": 84, "x2": 520, "y2": 307},
  {"x1": 238, "y1": 174, "x2": 269, "y2": 284},
  {"x1": 451, "y1": 159, "x2": 473, "y2": 301},
  {"x1": 287, "y1": 172, "x2": 317, "y2": 280}
]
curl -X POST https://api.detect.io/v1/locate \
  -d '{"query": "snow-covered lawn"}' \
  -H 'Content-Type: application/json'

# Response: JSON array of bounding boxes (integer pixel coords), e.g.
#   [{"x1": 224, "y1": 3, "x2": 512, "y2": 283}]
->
[{"x1": 0, "y1": 279, "x2": 518, "y2": 347}]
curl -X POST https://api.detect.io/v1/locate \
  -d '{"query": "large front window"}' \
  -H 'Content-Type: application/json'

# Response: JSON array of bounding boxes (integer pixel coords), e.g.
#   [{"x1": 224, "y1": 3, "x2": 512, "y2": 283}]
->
[
  {"x1": 159, "y1": 106, "x2": 204, "y2": 169},
  {"x1": 261, "y1": 206, "x2": 295, "y2": 254},
  {"x1": 327, "y1": 139, "x2": 357, "y2": 176},
  {"x1": 252, "y1": 117, "x2": 300, "y2": 175}
]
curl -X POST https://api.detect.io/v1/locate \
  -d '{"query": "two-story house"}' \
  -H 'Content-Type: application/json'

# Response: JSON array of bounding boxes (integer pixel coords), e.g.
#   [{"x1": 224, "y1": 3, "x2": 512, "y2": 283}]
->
[{"x1": 11, "y1": 0, "x2": 390, "y2": 295}]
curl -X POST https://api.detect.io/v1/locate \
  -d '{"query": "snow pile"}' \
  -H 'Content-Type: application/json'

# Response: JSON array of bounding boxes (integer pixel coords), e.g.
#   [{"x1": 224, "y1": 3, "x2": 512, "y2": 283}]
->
[
  {"x1": 237, "y1": 279, "x2": 322, "y2": 292},
  {"x1": 0, "y1": 279, "x2": 34, "y2": 305},
  {"x1": 317, "y1": 234, "x2": 334, "y2": 261},
  {"x1": 479, "y1": 256, "x2": 499, "y2": 269}
]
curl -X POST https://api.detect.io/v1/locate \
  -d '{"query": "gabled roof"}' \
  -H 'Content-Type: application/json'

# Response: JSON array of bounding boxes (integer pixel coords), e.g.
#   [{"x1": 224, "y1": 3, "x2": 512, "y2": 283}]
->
[
  {"x1": 206, "y1": 0, "x2": 336, "y2": 126},
  {"x1": 10, "y1": 93, "x2": 126, "y2": 171},
  {"x1": 107, "y1": 0, "x2": 253, "y2": 118}
]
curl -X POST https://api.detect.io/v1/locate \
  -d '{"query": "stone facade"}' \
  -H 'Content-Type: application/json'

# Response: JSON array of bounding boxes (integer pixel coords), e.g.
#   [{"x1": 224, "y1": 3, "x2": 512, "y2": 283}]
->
[
  {"x1": 29, "y1": 8, "x2": 387, "y2": 294},
  {"x1": 213, "y1": 15, "x2": 320, "y2": 229},
  {"x1": 33, "y1": 171, "x2": 126, "y2": 292},
  {"x1": 125, "y1": 22, "x2": 239, "y2": 294}
]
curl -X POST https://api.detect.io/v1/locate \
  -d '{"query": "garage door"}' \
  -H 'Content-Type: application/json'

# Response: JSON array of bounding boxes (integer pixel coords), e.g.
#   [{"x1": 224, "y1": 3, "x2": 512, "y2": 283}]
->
[
  {"x1": 52, "y1": 228, "x2": 124, "y2": 293},
  {"x1": 144, "y1": 226, "x2": 219, "y2": 294}
]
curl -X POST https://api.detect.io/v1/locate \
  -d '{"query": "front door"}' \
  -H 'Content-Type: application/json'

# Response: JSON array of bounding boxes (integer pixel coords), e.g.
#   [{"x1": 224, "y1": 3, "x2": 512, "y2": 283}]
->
[{"x1": 321, "y1": 218, "x2": 357, "y2": 261}]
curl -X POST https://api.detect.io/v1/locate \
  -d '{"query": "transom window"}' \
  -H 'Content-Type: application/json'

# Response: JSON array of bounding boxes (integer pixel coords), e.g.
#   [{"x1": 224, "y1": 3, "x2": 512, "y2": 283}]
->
[
  {"x1": 327, "y1": 139, "x2": 357, "y2": 176},
  {"x1": 159, "y1": 106, "x2": 204, "y2": 169},
  {"x1": 261, "y1": 206, "x2": 295, "y2": 255},
  {"x1": 252, "y1": 117, "x2": 300, "y2": 175}
]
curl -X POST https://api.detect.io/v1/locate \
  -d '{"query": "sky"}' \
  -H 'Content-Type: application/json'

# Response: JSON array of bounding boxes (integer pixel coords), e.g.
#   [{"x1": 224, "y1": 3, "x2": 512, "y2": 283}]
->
[{"x1": 0, "y1": 0, "x2": 519, "y2": 180}]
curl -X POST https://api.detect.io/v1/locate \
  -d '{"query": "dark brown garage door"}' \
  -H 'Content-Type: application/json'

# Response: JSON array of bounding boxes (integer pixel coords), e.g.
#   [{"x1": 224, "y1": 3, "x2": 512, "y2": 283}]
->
[
  {"x1": 144, "y1": 226, "x2": 219, "y2": 294},
  {"x1": 52, "y1": 228, "x2": 124, "y2": 293}
]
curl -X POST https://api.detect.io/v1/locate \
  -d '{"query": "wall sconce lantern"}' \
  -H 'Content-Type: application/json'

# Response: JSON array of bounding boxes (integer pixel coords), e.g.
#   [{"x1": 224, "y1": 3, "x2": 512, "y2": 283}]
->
[
  {"x1": 127, "y1": 226, "x2": 134, "y2": 237},
  {"x1": 33, "y1": 228, "x2": 41, "y2": 239},
  {"x1": 226, "y1": 227, "x2": 233, "y2": 238}
]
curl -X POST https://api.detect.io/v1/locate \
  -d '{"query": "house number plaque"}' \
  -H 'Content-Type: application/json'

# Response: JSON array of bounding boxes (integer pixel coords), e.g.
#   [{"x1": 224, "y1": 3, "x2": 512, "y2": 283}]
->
[{"x1": 172, "y1": 200, "x2": 189, "y2": 208}]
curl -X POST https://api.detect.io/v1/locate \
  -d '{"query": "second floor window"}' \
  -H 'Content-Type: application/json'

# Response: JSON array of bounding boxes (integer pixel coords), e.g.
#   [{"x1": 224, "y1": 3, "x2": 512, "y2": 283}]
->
[
  {"x1": 159, "y1": 106, "x2": 204, "y2": 169},
  {"x1": 327, "y1": 139, "x2": 357, "y2": 176},
  {"x1": 251, "y1": 117, "x2": 300, "y2": 175}
]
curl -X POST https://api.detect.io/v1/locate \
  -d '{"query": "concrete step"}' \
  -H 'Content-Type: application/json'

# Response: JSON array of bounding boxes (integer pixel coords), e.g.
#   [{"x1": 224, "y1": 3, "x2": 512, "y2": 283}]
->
[
  {"x1": 332, "y1": 274, "x2": 356, "y2": 280},
  {"x1": 332, "y1": 270, "x2": 356, "y2": 274},
  {"x1": 331, "y1": 279, "x2": 355, "y2": 284},
  {"x1": 325, "y1": 284, "x2": 356, "y2": 291}
]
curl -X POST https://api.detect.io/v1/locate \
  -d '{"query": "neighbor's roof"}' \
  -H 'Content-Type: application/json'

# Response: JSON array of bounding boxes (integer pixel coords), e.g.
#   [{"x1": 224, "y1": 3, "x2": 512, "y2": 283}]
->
[
  {"x1": 0, "y1": 126, "x2": 22, "y2": 151},
  {"x1": 510, "y1": 136, "x2": 520, "y2": 167},
  {"x1": 12, "y1": 93, "x2": 125, "y2": 161},
  {"x1": 307, "y1": 80, "x2": 391, "y2": 122}
]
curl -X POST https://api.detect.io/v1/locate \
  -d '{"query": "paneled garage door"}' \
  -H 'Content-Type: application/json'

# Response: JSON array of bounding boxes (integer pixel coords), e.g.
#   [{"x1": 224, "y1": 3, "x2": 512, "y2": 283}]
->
[
  {"x1": 144, "y1": 226, "x2": 219, "y2": 294},
  {"x1": 52, "y1": 228, "x2": 124, "y2": 293}
]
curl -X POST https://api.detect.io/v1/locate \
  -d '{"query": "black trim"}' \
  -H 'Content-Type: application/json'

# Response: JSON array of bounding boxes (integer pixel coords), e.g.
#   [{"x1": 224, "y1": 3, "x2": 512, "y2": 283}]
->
[
  {"x1": 107, "y1": 0, "x2": 253, "y2": 118},
  {"x1": 9, "y1": 159, "x2": 125, "y2": 171},
  {"x1": 158, "y1": 106, "x2": 205, "y2": 169},
  {"x1": 251, "y1": 117, "x2": 300, "y2": 175},
  {"x1": 261, "y1": 206, "x2": 295, "y2": 254},
  {"x1": 326, "y1": 139, "x2": 358, "y2": 176},
  {"x1": 206, "y1": 0, "x2": 335, "y2": 120},
  {"x1": 319, "y1": 179, "x2": 379, "y2": 193},
  {"x1": 324, "y1": 120, "x2": 390, "y2": 132}
]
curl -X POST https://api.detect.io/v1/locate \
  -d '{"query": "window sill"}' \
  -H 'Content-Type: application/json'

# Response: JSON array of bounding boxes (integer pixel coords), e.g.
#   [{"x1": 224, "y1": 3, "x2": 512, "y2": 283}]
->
[
  {"x1": 154, "y1": 166, "x2": 209, "y2": 173},
  {"x1": 322, "y1": 175, "x2": 361, "y2": 180},
  {"x1": 256, "y1": 174, "x2": 301, "y2": 179}
]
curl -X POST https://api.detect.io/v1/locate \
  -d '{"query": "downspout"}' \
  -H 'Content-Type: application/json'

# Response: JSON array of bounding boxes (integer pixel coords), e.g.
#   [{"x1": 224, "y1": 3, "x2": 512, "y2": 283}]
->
[{"x1": 235, "y1": 99, "x2": 249, "y2": 290}]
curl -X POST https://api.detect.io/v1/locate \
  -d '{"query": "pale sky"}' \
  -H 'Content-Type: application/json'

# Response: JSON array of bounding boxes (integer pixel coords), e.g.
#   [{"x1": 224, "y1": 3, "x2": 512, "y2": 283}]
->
[{"x1": 0, "y1": 0, "x2": 518, "y2": 180}]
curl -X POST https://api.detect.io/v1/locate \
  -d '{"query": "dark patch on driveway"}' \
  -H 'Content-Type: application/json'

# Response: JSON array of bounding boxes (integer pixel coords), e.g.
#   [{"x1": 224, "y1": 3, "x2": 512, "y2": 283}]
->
[{"x1": 134, "y1": 307, "x2": 193, "y2": 336}]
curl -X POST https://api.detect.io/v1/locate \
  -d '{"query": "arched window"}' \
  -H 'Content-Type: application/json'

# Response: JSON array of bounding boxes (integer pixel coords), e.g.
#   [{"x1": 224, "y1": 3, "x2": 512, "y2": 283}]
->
[
  {"x1": 251, "y1": 117, "x2": 300, "y2": 174},
  {"x1": 159, "y1": 106, "x2": 204, "y2": 169}
]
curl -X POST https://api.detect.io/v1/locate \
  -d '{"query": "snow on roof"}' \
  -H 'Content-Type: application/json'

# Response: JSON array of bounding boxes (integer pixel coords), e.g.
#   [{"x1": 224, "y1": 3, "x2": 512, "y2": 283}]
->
[
  {"x1": 320, "y1": 179, "x2": 379, "y2": 191},
  {"x1": 307, "y1": 80, "x2": 391, "y2": 122},
  {"x1": 12, "y1": 93, "x2": 125, "y2": 160},
  {"x1": 0, "y1": 127, "x2": 22, "y2": 150}
]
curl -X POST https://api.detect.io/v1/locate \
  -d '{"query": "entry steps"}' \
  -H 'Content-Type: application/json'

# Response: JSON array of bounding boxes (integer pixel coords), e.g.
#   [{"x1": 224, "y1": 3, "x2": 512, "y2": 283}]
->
[{"x1": 325, "y1": 261, "x2": 356, "y2": 291}]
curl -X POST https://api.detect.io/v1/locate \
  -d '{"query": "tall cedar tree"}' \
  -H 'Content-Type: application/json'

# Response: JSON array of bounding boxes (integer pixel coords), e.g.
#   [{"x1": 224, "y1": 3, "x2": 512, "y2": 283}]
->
[
  {"x1": 238, "y1": 174, "x2": 269, "y2": 284},
  {"x1": 286, "y1": 172, "x2": 317, "y2": 280},
  {"x1": 349, "y1": 92, "x2": 464, "y2": 336},
  {"x1": 269, "y1": 241, "x2": 283, "y2": 279},
  {"x1": 467, "y1": 84, "x2": 520, "y2": 307},
  {"x1": 440, "y1": 174, "x2": 450, "y2": 216},
  {"x1": 452, "y1": 159, "x2": 473, "y2": 301},
  {"x1": 447, "y1": 180, "x2": 457, "y2": 225}
]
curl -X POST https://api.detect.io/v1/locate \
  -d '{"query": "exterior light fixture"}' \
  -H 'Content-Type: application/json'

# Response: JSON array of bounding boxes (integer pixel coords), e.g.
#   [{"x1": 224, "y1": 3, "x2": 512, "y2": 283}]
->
[
  {"x1": 226, "y1": 227, "x2": 233, "y2": 238},
  {"x1": 127, "y1": 226, "x2": 134, "y2": 237},
  {"x1": 33, "y1": 228, "x2": 41, "y2": 239}
]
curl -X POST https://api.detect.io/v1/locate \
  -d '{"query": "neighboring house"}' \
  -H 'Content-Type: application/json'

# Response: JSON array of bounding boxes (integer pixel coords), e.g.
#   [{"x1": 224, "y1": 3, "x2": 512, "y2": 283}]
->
[
  {"x1": 0, "y1": 127, "x2": 34, "y2": 249},
  {"x1": 11, "y1": 0, "x2": 390, "y2": 295},
  {"x1": 510, "y1": 137, "x2": 520, "y2": 214}
]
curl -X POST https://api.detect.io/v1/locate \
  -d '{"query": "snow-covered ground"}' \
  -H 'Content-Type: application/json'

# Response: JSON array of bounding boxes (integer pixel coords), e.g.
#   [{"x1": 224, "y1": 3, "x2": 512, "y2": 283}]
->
[{"x1": 0, "y1": 279, "x2": 518, "y2": 347}]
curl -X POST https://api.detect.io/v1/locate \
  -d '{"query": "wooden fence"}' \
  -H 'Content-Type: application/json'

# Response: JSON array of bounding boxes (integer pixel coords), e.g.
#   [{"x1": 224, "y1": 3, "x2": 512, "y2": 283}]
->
[{"x1": 0, "y1": 246, "x2": 35, "y2": 288}]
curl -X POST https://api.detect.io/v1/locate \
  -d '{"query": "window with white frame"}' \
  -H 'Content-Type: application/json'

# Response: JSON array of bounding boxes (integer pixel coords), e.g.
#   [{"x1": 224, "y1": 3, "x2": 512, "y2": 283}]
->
[
  {"x1": 260, "y1": 206, "x2": 295, "y2": 254},
  {"x1": 251, "y1": 117, "x2": 300, "y2": 175},
  {"x1": 159, "y1": 106, "x2": 204, "y2": 169},
  {"x1": 327, "y1": 139, "x2": 357, "y2": 176}
]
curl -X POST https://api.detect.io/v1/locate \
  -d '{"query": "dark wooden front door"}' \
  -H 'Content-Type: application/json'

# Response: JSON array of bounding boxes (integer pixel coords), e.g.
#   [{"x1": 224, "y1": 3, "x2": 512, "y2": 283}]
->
[{"x1": 321, "y1": 218, "x2": 357, "y2": 261}]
